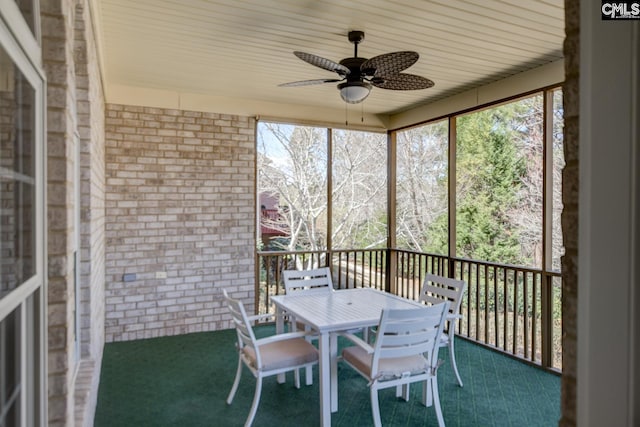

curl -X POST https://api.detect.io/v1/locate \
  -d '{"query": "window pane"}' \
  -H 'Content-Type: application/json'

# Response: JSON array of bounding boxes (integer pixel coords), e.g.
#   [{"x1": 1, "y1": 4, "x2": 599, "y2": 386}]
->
[
  {"x1": 0, "y1": 305, "x2": 21, "y2": 427},
  {"x1": 552, "y1": 89, "x2": 565, "y2": 271},
  {"x1": 396, "y1": 120, "x2": 448, "y2": 254},
  {"x1": 257, "y1": 122, "x2": 327, "y2": 252},
  {"x1": 456, "y1": 95, "x2": 543, "y2": 266},
  {"x1": 0, "y1": 44, "x2": 36, "y2": 299},
  {"x1": 332, "y1": 130, "x2": 386, "y2": 249}
]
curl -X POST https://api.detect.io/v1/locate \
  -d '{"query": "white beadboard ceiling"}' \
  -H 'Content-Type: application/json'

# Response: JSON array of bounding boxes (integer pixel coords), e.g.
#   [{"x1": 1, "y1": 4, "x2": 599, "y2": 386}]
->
[{"x1": 92, "y1": 0, "x2": 564, "y2": 122}]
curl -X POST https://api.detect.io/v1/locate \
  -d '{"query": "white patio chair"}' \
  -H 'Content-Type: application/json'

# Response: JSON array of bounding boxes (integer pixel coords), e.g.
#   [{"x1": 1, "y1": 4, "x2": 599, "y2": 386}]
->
[
  {"x1": 282, "y1": 267, "x2": 332, "y2": 384},
  {"x1": 223, "y1": 289, "x2": 319, "y2": 427},
  {"x1": 282, "y1": 267, "x2": 334, "y2": 335},
  {"x1": 282, "y1": 267, "x2": 370, "y2": 384},
  {"x1": 282, "y1": 266, "x2": 334, "y2": 293},
  {"x1": 419, "y1": 273, "x2": 467, "y2": 387},
  {"x1": 340, "y1": 302, "x2": 450, "y2": 427}
]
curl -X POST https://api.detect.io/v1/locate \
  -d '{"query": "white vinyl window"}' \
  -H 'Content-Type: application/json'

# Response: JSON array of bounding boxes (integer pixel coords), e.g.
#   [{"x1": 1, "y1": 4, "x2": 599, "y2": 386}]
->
[{"x1": 0, "y1": 1, "x2": 46, "y2": 426}]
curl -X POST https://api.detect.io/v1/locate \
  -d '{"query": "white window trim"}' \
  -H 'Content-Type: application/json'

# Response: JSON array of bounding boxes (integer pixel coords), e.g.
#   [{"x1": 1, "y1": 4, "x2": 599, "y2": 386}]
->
[{"x1": 0, "y1": 1, "x2": 47, "y2": 426}]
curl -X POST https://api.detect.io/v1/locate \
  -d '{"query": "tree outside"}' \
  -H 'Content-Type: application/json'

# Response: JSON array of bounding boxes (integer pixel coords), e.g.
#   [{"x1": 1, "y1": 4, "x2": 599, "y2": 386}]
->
[{"x1": 257, "y1": 122, "x2": 388, "y2": 254}]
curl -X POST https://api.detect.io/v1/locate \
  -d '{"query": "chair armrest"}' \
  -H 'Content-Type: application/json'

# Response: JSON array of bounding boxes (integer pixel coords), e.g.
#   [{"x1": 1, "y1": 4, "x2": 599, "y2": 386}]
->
[
  {"x1": 447, "y1": 313, "x2": 463, "y2": 320},
  {"x1": 246, "y1": 312, "x2": 287, "y2": 323},
  {"x1": 338, "y1": 332, "x2": 374, "y2": 354},
  {"x1": 255, "y1": 330, "x2": 315, "y2": 346},
  {"x1": 247, "y1": 313, "x2": 274, "y2": 322}
]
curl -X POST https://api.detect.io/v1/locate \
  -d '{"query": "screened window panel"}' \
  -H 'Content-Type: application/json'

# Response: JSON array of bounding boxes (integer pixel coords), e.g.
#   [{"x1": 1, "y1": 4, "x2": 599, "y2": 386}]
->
[
  {"x1": 455, "y1": 95, "x2": 544, "y2": 267},
  {"x1": 257, "y1": 122, "x2": 328, "y2": 253},
  {"x1": 395, "y1": 120, "x2": 448, "y2": 254},
  {"x1": 331, "y1": 129, "x2": 387, "y2": 249},
  {"x1": 551, "y1": 89, "x2": 565, "y2": 271}
]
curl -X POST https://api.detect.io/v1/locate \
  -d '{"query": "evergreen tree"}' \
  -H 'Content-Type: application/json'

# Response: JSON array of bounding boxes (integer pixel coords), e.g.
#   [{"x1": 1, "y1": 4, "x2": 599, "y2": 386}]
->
[{"x1": 455, "y1": 106, "x2": 527, "y2": 264}]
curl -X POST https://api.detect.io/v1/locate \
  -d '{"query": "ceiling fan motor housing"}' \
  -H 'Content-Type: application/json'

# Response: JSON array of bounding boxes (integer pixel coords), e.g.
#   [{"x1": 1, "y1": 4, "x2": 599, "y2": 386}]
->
[{"x1": 339, "y1": 57, "x2": 369, "y2": 81}]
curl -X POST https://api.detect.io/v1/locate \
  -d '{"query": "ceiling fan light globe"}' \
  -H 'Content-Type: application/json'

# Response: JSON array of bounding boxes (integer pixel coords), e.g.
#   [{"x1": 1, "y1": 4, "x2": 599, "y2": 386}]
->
[{"x1": 338, "y1": 82, "x2": 372, "y2": 104}]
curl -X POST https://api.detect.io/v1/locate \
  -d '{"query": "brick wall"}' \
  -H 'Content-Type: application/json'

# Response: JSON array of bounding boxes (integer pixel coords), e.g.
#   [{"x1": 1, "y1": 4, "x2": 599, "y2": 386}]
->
[
  {"x1": 104, "y1": 105, "x2": 255, "y2": 342},
  {"x1": 42, "y1": 0, "x2": 81, "y2": 424}
]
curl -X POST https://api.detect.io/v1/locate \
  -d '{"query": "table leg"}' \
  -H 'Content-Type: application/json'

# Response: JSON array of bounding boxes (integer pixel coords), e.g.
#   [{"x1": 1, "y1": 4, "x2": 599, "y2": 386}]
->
[
  {"x1": 275, "y1": 307, "x2": 286, "y2": 384},
  {"x1": 330, "y1": 332, "x2": 338, "y2": 412},
  {"x1": 318, "y1": 333, "x2": 331, "y2": 427}
]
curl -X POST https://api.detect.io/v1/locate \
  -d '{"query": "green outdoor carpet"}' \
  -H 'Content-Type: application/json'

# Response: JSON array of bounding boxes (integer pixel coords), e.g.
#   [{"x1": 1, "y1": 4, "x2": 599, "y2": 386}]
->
[{"x1": 94, "y1": 326, "x2": 560, "y2": 427}]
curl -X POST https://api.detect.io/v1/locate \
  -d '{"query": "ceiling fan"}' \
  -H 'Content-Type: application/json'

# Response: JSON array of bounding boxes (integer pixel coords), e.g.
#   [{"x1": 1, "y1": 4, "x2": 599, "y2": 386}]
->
[{"x1": 279, "y1": 30, "x2": 434, "y2": 104}]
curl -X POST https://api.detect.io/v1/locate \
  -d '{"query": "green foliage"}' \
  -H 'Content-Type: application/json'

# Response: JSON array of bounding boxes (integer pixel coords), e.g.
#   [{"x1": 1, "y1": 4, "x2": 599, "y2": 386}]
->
[
  {"x1": 455, "y1": 105, "x2": 528, "y2": 265},
  {"x1": 424, "y1": 212, "x2": 448, "y2": 254}
]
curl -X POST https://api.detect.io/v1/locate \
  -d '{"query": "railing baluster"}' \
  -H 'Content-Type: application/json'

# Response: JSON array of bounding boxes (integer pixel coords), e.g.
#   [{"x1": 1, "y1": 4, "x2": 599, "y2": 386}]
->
[
  {"x1": 513, "y1": 270, "x2": 519, "y2": 357},
  {"x1": 493, "y1": 266, "x2": 499, "y2": 348},
  {"x1": 474, "y1": 263, "x2": 479, "y2": 340},
  {"x1": 484, "y1": 264, "x2": 489, "y2": 343},
  {"x1": 532, "y1": 272, "x2": 538, "y2": 363},
  {"x1": 456, "y1": 260, "x2": 464, "y2": 336},
  {"x1": 367, "y1": 250, "x2": 372, "y2": 289},
  {"x1": 399, "y1": 251, "x2": 405, "y2": 297},
  {"x1": 352, "y1": 250, "x2": 357, "y2": 288},
  {"x1": 524, "y1": 270, "x2": 529, "y2": 360},
  {"x1": 338, "y1": 252, "x2": 345, "y2": 289},
  {"x1": 418, "y1": 253, "x2": 423, "y2": 300},
  {"x1": 503, "y1": 267, "x2": 508, "y2": 352},
  {"x1": 466, "y1": 261, "x2": 472, "y2": 339}
]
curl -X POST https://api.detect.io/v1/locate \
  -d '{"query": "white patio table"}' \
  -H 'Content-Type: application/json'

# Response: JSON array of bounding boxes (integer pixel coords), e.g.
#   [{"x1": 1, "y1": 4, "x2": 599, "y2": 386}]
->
[{"x1": 271, "y1": 287, "x2": 424, "y2": 427}]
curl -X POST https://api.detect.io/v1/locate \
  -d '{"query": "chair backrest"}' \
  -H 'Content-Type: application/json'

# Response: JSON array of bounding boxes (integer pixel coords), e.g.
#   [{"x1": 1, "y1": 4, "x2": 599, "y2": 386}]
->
[
  {"x1": 282, "y1": 267, "x2": 333, "y2": 294},
  {"x1": 371, "y1": 302, "x2": 450, "y2": 376},
  {"x1": 419, "y1": 273, "x2": 466, "y2": 316},
  {"x1": 223, "y1": 289, "x2": 262, "y2": 367}
]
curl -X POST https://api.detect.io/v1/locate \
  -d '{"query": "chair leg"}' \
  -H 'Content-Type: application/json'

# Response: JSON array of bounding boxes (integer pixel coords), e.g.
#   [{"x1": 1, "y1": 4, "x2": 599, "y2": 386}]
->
[
  {"x1": 305, "y1": 365, "x2": 313, "y2": 385},
  {"x1": 370, "y1": 386, "x2": 382, "y2": 427},
  {"x1": 449, "y1": 337, "x2": 463, "y2": 387},
  {"x1": 226, "y1": 356, "x2": 243, "y2": 404},
  {"x1": 294, "y1": 367, "x2": 301, "y2": 389},
  {"x1": 304, "y1": 325, "x2": 313, "y2": 386},
  {"x1": 430, "y1": 376, "x2": 445, "y2": 427},
  {"x1": 395, "y1": 384, "x2": 409, "y2": 401},
  {"x1": 245, "y1": 375, "x2": 263, "y2": 427},
  {"x1": 422, "y1": 379, "x2": 433, "y2": 407}
]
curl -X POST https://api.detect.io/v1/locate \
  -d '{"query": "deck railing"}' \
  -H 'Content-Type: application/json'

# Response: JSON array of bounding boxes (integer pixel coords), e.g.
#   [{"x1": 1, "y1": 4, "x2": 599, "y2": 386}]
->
[{"x1": 256, "y1": 248, "x2": 562, "y2": 372}]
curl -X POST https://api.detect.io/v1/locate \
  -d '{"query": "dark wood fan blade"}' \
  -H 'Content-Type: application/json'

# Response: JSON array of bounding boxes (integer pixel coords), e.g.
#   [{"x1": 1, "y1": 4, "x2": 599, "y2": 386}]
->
[
  {"x1": 279, "y1": 78, "x2": 342, "y2": 87},
  {"x1": 294, "y1": 51, "x2": 350, "y2": 75},
  {"x1": 361, "y1": 51, "x2": 419, "y2": 76},
  {"x1": 371, "y1": 73, "x2": 434, "y2": 90}
]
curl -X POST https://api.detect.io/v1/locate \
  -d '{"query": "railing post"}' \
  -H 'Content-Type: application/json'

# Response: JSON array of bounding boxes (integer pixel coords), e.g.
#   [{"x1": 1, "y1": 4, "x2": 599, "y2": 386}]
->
[
  {"x1": 447, "y1": 257, "x2": 456, "y2": 279},
  {"x1": 386, "y1": 248, "x2": 396, "y2": 294}
]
